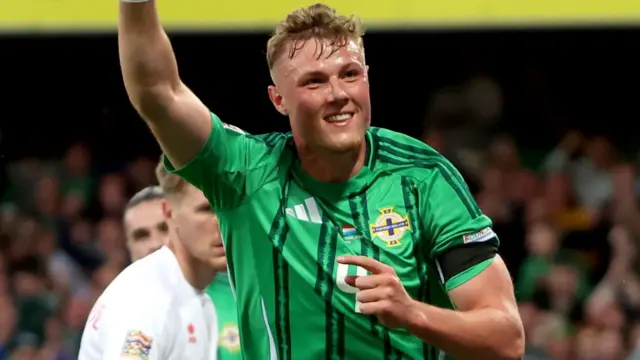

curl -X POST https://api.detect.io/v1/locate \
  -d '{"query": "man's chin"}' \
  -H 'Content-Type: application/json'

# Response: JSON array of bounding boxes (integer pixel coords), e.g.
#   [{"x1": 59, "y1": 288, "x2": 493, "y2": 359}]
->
[{"x1": 321, "y1": 135, "x2": 364, "y2": 154}]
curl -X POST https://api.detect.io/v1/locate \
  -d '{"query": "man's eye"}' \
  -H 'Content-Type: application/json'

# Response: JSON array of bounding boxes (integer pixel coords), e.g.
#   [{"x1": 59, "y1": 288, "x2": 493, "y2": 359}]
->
[
  {"x1": 344, "y1": 70, "x2": 359, "y2": 78},
  {"x1": 305, "y1": 78, "x2": 323, "y2": 86}
]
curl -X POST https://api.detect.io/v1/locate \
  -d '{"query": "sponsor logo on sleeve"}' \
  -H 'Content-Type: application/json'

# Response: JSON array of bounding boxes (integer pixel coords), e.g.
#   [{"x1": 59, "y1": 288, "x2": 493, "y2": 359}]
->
[{"x1": 462, "y1": 227, "x2": 495, "y2": 244}]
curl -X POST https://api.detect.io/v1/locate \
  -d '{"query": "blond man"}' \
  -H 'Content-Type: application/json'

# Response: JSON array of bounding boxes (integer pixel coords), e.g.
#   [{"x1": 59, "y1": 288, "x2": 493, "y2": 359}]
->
[{"x1": 118, "y1": 2, "x2": 524, "y2": 360}]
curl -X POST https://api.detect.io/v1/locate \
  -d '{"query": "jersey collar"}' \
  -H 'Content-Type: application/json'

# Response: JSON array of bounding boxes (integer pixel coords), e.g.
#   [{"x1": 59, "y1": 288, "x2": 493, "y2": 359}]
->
[{"x1": 291, "y1": 130, "x2": 376, "y2": 200}]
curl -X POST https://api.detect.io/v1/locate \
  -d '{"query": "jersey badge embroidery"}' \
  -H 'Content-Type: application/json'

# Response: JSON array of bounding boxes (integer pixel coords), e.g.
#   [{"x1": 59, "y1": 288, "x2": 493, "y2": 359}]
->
[
  {"x1": 219, "y1": 323, "x2": 241, "y2": 352},
  {"x1": 121, "y1": 330, "x2": 153, "y2": 359},
  {"x1": 370, "y1": 207, "x2": 411, "y2": 247}
]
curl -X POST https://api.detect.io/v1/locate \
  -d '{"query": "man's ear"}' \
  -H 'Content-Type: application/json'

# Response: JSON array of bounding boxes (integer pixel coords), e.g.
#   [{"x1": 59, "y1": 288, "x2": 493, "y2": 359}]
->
[{"x1": 268, "y1": 85, "x2": 288, "y2": 115}]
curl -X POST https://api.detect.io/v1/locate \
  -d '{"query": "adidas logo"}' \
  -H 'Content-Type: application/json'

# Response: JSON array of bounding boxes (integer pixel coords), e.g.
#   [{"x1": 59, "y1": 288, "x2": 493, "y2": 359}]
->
[{"x1": 285, "y1": 197, "x2": 322, "y2": 224}]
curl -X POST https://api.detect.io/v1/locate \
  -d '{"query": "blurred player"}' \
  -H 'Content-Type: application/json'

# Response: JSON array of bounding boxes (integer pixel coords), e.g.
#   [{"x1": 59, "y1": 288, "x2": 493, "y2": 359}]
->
[
  {"x1": 155, "y1": 160, "x2": 242, "y2": 360},
  {"x1": 123, "y1": 186, "x2": 169, "y2": 261},
  {"x1": 118, "y1": 2, "x2": 524, "y2": 360},
  {"x1": 78, "y1": 182, "x2": 227, "y2": 359}
]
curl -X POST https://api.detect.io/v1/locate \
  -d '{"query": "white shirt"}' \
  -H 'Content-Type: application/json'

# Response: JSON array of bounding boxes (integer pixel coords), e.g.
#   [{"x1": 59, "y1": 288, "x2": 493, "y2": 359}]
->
[{"x1": 79, "y1": 246, "x2": 218, "y2": 360}]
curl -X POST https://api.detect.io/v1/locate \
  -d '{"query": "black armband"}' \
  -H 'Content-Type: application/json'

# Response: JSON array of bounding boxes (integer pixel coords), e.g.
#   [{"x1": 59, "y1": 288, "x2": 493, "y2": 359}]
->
[{"x1": 436, "y1": 241, "x2": 498, "y2": 283}]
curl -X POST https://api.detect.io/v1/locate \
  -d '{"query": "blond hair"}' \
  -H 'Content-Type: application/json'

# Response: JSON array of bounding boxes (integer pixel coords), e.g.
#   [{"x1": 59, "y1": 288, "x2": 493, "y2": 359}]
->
[
  {"x1": 266, "y1": 3, "x2": 365, "y2": 70},
  {"x1": 155, "y1": 156, "x2": 187, "y2": 196}
]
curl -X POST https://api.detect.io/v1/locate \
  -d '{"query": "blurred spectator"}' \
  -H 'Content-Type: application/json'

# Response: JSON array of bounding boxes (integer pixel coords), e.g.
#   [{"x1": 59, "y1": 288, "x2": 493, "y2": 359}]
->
[
  {"x1": 0, "y1": 138, "x2": 160, "y2": 358},
  {"x1": 94, "y1": 174, "x2": 127, "y2": 219},
  {"x1": 543, "y1": 131, "x2": 615, "y2": 211},
  {"x1": 486, "y1": 136, "x2": 538, "y2": 205},
  {"x1": 126, "y1": 157, "x2": 157, "y2": 192},
  {"x1": 0, "y1": 295, "x2": 16, "y2": 359},
  {"x1": 470, "y1": 124, "x2": 638, "y2": 359},
  {"x1": 61, "y1": 143, "x2": 94, "y2": 205}
]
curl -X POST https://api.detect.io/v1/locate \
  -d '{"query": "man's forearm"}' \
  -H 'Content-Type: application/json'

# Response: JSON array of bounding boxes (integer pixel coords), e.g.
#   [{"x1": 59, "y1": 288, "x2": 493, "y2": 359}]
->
[
  {"x1": 118, "y1": 0, "x2": 181, "y2": 105},
  {"x1": 406, "y1": 300, "x2": 524, "y2": 360}
]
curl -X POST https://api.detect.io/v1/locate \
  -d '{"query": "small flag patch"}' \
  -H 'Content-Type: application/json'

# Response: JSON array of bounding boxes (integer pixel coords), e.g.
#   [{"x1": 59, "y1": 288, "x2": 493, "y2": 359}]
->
[{"x1": 342, "y1": 225, "x2": 361, "y2": 241}]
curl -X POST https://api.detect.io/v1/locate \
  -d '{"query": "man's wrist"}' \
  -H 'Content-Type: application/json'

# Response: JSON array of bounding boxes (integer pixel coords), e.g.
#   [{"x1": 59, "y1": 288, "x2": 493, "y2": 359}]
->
[{"x1": 404, "y1": 299, "x2": 431, "y2": 333}]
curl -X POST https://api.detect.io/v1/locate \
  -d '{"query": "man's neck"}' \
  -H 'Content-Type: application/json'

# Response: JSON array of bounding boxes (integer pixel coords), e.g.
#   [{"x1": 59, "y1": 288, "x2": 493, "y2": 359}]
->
[
  {"x1": 298, "y1": 141, "x2": 367, "y2": 182},
  {"x1": 168, "y1": 241, "x2": 216, "y2": 291}
]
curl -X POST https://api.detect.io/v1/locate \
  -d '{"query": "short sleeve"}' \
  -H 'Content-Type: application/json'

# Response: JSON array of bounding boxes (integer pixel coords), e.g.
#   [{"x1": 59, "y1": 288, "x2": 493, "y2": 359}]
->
[
  {"x1": 420, "y1": 164, "x2": 499, "y2": 291},
  {"x1": 100, "y1": 300, "x2": 175, "y2": 360},
  {"x1": 164, "y1": 112, "x2": 282, "y2": 210}
]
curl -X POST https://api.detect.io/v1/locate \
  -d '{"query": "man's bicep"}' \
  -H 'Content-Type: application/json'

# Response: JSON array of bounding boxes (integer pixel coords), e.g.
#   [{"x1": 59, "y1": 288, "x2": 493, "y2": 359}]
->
[
  {"x1": 164, "y1": 113, "x2": 277, "y2": 209},
  {"x1": 144, "y1": 83, "x2": 212, "y2": 169},
  {"x1": 420, "y1": 168, "x2": 499, "y2": 291},
  {"x1": 448, "y1": 256, "x2": 517, "y2": 313}
]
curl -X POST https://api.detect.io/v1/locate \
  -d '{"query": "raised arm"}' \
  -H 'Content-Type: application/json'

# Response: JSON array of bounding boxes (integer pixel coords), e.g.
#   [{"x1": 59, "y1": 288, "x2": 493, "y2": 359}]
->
[{"x1": 118, "y1": 0, "x2": 211, "y2": 168}]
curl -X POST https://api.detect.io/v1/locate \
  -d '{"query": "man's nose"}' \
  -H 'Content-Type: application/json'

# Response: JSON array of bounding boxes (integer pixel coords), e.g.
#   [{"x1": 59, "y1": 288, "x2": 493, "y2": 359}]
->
[{"x1": 327, "y1": 78, "x2": 349, "y2": 102}]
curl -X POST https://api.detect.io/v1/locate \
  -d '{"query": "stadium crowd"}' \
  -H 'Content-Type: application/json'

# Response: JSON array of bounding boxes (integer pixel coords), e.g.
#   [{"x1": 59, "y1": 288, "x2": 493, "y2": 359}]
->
[{"x1": 1, "y1": 76, "x2": 639, "y2": 360}]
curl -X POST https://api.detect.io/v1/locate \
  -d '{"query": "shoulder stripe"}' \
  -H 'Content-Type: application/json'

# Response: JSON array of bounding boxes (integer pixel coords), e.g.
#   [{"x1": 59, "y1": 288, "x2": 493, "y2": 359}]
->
[
  {"x1": 377, "y1": 135, "x2": 469, "y2": 193},
  {"x1": 376, "y1": 136, "x2": 480, "y2": 217},
  {"x1": 369, "y1": 131, "x2": 381, "y2": 169},
  {"x1": 255, "y1": 133, "x2": 281, "y2": 147},
  {"x1": 377, "y1": 151, "x2": 481, "y2": 218}
]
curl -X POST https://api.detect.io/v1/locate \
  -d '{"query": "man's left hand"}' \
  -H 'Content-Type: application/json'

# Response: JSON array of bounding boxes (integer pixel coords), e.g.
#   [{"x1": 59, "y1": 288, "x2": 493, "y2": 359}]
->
[{"x1": 337, "y1": 255, "x2": 418, "y2": 328}]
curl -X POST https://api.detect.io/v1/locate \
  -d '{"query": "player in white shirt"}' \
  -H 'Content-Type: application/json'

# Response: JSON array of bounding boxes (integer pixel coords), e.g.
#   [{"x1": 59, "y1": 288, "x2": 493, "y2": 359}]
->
[
  {"x1": 79, "y1": 183, "x2": 227, "y2": 360},
  {"x1": 122, "y1": 186, "x2": 170, "y2": 262},
  {"x1": 155, "y1": 160, "x2": 242, "y2": 360}
]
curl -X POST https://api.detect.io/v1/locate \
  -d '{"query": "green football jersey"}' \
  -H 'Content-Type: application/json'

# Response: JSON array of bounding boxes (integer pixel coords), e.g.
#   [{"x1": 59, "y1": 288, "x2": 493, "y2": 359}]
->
[
  {"x1": 166, "y1": 113, "x2": 499, "y2": 360},
  {"x1": 206, "y1": 273, "x2": 242, "y2": 360}
]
